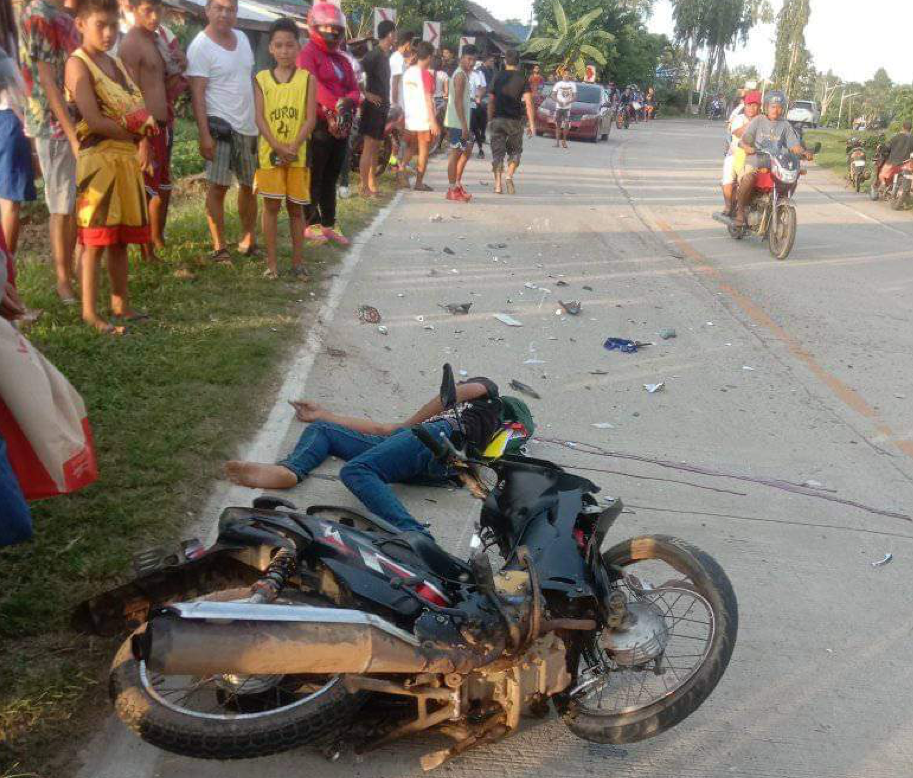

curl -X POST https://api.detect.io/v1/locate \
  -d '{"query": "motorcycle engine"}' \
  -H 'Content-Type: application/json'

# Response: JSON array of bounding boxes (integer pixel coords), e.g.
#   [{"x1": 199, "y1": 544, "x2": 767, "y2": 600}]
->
[{"x1": 747, "y1": 194, "x2": 769, "y2": 229}]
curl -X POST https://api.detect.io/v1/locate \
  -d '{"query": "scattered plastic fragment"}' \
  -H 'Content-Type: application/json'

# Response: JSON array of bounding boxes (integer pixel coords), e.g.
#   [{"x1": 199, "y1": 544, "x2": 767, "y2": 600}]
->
[
  {"x1": 443, "y1": 247, "x2": 455, "y2": 255},
  {"x1": 510, "y1": 379, "x2": 541, "y2": 399},
  {"x1": 559, "y1": 300, "x2": 582, "y2": 316},
  {"x1": 494, "y1": 313, "x2": 523, "y2": 327},
  {"x1": 524, "y1": 282, "x2": 538, "y2": 290},
  {"x1": 582, "y1": 285, "x2": 594, "y2": 291},
  {"x1": 592, "y1": 422, "x2": 615, "y2": 429},
  {"x1": 644, "y1": 383, "x2": 665, "y2": 393},
  {"x1": 604, "y1": 338, "x2": 639, "y2": 354},
  {"x1": 377, "y1": 325, "x2": 388, "y2": 335},
  {"x1": 590, "y1": 370, "x2": 609, "y2": 376},
  {"x1": 658, "y1": 328, "x2": 677, "y2": 340},
  {"x1": 872, "y1": 553, "x2": 893, "y2": 568},
  {"x1": 458, "y1": 370, "x2": 468, "y2": 377},
  {"x1": 802, "y1": 479, "x2": 824, "y2": 489},
  {"x1": 556, "y1": 280, "x2": 569, "y2": 287},
  {"x1": 358, "y1": 305, "x2": 381, "y2": 324},
  {"x1": 415, "y1": 315, "x2": 425, "y2": 323},
  {"x1": 524, "y1": 359, "x2": 545, "y2": 365},
  {"x1": 488, "y1": 242, "x2": 507, "y2": 249},
  {"x1": 423, "y1": 324, "x2": 435, "y2": 331},
  {"x1": 440, "y1": 302, "x2": 472, "y2": 315},
  {"x1": 742, "y1": 366, "x2": 755, "y2": 371},
  {"x1": 430, "y1": 214, "x2": 443, "y2": 222}
]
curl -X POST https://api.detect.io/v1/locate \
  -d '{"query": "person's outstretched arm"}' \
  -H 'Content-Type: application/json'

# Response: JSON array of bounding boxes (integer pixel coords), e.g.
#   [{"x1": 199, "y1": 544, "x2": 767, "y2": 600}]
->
[{"x1": 289, "y1": 382, "x2": 492, "y2": 437}]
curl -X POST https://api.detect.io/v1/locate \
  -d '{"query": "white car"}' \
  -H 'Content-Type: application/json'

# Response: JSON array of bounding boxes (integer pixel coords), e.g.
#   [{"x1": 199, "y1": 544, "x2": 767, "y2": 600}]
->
[{"x1": 786, "y1": 100, "x2": 820, "y2": 127}]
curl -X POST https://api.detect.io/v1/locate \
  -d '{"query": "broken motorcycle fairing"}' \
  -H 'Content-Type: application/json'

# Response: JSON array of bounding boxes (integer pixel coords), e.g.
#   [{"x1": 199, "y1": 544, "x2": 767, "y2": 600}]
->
[{"x1": 85, "y1": 365, "x2": 738, "y2": 769}]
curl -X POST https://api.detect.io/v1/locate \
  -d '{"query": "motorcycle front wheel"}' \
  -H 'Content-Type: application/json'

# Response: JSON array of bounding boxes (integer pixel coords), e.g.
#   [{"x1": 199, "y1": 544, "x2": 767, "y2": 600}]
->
[
  {"x1": 892, "y1": 182, "x2": 909, "y2": 211},
  {"x1": 109, "y1": 589, "x2": 363, "y2": 760},
  {"x1": 563, "y1": 535, "x2": 737, "y2": 745},
  {"x1": 768, "y1": 204, "x2": 797, "y2": 260}
]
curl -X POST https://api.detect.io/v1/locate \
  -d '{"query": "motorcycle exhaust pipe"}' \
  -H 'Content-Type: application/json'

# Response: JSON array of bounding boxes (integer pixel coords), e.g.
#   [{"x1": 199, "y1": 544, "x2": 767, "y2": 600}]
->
[{"x1": 133, "y1": 601, "x2": 466, "y2": 676}]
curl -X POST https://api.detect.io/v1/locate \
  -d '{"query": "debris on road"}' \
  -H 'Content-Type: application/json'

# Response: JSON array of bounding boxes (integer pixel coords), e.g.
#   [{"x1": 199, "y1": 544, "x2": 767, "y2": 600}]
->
[
  {"x1": 443, "y1": 247, "x2": 455, "y2": 255},
  {"x1": 358, "y1": 305, "x2": 381, "y2": 324},
  {"x1": 658, "y1": 328, "x2": 677, "y2": 340},
  {"x1": 604, "y1": 337, "x2": 639, "y2": 353},
  {"x1": 510, "y1": 379, "x2": 542, "y2": 399},
  {"x1": 556, "y1": 280, "x2": 569, "y2": 287},
  {"x1": 494, "y1": 313, "x2": 524, "y2": 327},
  {"x1": 742, "y1": 366, "x2": 755, "y2": 371},
  {"x1": 430, "y1": 214, "x2": 443, "y2": 222},
  {"x1": 487, "y1": 242, "x2": 507, "y2": 249},
  {"x1": 524, "y1": 358, "x2": 545, "y2": 365},
  {"x1": 592, "y1": 422, "x2": 615, "y2": 429},
  {"x1": 590, "y1": 369, "x2": 609, "y2": 375},
  {"x1": 559, "y1": 300, "x2": 582, "y2": 316},
  {"x1": 440, "y1": 302, "x2": 473, "y2": 315},
  {"x1": 802, "y1": 479, "x2": 825, "y2": 489},
  {"x1": 582, "y1": 285, "x2": 594, "y2": 291},
  {"x1": 871, "y1": 553, "x2": 894, "y2": 568},
  {"x1": 377, "y1": 325, "x2": 388, "y2": 335},
  {"x1": 644, "y1": 382, "x2": 665, "y2": 394}
]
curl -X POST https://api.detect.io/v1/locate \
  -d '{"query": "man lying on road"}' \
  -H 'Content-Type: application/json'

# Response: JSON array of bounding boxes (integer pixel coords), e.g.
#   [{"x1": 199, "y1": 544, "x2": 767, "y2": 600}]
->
[{"x1": 226, "y1": 377, "x2": 501, "y2": 536}]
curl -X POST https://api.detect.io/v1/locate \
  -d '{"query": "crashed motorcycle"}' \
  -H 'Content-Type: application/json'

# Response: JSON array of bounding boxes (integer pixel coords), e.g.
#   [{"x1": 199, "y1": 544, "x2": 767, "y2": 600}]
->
[
  {"x1": 713, "y1": 139, "x2": 821, "y2": 261},
  {"x1": 78, "y1": 366, "x2": 738, "y2": 769},
  {"x1": 845, "y1": 137, "x2": 869, "y2": 193}
]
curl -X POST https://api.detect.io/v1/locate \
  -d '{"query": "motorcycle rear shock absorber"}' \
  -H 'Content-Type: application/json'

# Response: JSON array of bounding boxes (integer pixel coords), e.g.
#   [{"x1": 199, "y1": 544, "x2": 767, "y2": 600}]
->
[{"x1": 249, "y1": 547, "x2": 297, "y2": 604}]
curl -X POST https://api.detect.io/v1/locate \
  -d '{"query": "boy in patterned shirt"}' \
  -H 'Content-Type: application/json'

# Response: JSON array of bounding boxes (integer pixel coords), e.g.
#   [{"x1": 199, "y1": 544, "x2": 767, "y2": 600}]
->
[
  {"x1": 253, "y1": 18, "x2": 315, "y2": 278},
  {"x1": 19, "y1": 0, "x2": 81, "y2": 302}
]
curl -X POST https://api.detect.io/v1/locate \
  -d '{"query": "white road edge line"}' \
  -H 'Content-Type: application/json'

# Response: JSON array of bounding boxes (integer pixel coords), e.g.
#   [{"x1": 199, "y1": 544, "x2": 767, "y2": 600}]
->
[{"x1": 75, "y1": 193, "x2": 403, "y2": 778}]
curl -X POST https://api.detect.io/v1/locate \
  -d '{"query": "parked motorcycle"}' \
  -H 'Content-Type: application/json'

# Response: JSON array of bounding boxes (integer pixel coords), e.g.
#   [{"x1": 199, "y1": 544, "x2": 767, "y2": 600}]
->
[
  {"x1": 713, "y1": 139, "x2": 821, "y2": 260},
  {"x1": 79, "y1": 365, "x2": 738, "y2": 768},
  {"x1": 845, "y1": 137, "x2": 869, "y2": 193},
  {"x1": 870, "y1": 144, "x2": 913, "y2": 210},
  {"x1": 349, "y1": 105, "x2": 401, "y2": 178}
]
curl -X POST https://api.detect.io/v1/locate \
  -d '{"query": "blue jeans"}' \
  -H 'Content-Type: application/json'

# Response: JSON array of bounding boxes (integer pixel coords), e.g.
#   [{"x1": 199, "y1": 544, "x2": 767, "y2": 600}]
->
[
  {"x1": 0, "y1": 436, "x2": 33, "y2": 547},
  {"x1": 278, "y1": 420, "x2": 454, "y2": 534}
]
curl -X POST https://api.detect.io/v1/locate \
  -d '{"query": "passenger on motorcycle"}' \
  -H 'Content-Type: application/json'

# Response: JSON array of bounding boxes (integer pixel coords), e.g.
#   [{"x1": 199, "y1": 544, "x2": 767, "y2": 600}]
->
[
  {"x1": 735, "y1": 90, "x2": 812, "y2": 227},
  {"x1": 875, "y1": 119, "x2": 913, "y2": 190},
  {"x1": 721, "y1": 90, "x2": 760, "y2": 217},
  {"x1": 225, "y1": 378, "x2": 502, "y2": 536}
]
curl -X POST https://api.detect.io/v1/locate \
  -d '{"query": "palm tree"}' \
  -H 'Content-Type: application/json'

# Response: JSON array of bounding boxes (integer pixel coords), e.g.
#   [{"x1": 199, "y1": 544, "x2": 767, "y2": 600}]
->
[{"x1": 524, "y1": 0, "x2": 614, "y2": 80}]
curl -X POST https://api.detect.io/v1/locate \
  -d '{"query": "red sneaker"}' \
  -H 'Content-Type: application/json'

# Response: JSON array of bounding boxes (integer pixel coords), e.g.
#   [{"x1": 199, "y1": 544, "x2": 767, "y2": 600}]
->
[
  {"x1": 321, "y1": 226, "x2": 350, "y2": 247},
  {"x1": 456, "y1": 186, "x2": 472, "y2": 202},
  {"x1": 446, "y1": 187, "x2": 460, "y2": 201}
]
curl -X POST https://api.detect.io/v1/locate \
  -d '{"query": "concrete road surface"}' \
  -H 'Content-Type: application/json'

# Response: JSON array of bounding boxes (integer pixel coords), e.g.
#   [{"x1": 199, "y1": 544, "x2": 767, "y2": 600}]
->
[{"x1": 78, "y1": 119, "x2": 913, "y2": 778}]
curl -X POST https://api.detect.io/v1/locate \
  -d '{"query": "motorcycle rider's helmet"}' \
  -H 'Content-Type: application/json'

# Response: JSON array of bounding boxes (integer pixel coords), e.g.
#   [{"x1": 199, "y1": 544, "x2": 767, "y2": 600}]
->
[
  {"x1": 307, "y1": 2, "x2": 346, "y2": 51},
  {"x1": 764, "y1": 90, "x2": 786, "y2": 109},
  {"x1": 743, "y1": 90, "x2": 761, "y2": 105}
]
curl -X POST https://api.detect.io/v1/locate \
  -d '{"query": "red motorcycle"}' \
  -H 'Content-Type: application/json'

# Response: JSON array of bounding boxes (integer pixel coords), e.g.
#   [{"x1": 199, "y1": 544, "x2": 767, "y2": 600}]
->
[
  {"x1": 350, "y1": 105, "x2": 402, "y2": 177},
  {"x1": 870, "y1": 143, "x2": 913, "y2": 210}
]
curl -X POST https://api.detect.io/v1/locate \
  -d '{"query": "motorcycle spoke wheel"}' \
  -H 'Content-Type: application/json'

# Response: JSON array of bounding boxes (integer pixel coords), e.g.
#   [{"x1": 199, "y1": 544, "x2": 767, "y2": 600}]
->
[{"x1": 573, "y1": 566, "x2": 714, "y2": 717}]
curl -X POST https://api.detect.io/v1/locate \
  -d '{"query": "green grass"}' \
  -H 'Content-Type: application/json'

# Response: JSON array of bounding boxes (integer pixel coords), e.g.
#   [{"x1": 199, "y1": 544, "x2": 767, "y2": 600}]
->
[{"x1": 0, "y1": 161, "x2": 393, "y2": 775}]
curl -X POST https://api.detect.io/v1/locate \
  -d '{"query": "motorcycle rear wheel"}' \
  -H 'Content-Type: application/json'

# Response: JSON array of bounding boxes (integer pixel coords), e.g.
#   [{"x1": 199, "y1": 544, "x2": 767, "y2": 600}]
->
[
  {"x1": 891, "y1": 183, "x2": 909, "y2": 211},
  {"x1": 110, "y1": 590, "x2": 363, "y2": 760},
  {"x1": 563, "y1": 535, "x2": 737, "y2": 745},
  {"x1": 768, "y1": 204, "x2": 797, "y2": 260}
]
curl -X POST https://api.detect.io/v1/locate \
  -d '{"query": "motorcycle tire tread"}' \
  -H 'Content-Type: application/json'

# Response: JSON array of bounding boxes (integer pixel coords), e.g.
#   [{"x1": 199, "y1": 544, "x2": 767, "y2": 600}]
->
[{"x1": 562, "y1": 534, "x2": 738, "y2": 746}]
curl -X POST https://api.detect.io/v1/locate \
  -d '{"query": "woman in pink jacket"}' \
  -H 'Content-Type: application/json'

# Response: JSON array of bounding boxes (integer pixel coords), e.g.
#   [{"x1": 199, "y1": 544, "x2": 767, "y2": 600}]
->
[{"x1": 297, "y1": 2, "x2": 361, "y2": 247}]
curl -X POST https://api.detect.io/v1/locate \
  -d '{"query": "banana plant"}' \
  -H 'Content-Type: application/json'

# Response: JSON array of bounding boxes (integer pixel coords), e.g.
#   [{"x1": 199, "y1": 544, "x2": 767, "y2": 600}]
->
[{"x1": 523, "y1": 0, "x2": 614, "y2": 80}]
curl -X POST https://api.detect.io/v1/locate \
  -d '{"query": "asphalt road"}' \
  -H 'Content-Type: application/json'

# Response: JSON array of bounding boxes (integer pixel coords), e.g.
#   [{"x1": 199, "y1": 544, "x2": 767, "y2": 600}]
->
[{"x1": 78, "y1": 119, "x2": 913, "y2": 778}]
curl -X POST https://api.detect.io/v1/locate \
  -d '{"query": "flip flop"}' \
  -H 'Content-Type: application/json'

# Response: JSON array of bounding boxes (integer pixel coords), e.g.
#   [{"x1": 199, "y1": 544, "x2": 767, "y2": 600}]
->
[
  {"x1": 238, "y1": 244, "x2": 262, "y2": 257},
  {"x1": 210, "y1": 249, "x2": 233, "y2": 265},
  {"x1": 112, "y1": 311, "x2": 151, "y2": 323},
  {"x1": 263, "y1": 268, "x2": 279, "y2": 280},
  {"x1": 94, "y1": 322, "x2": 127, "y2": 336}
]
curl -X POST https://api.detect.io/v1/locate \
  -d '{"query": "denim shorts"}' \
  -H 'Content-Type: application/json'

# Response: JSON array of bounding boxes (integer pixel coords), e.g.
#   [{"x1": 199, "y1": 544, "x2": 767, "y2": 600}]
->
[
  {"x1": 447, "y1": 126, "x2": 471, "y2": 151},
  {"x1": 0, "y1": 111, "x2": 37, "y2": 203}
]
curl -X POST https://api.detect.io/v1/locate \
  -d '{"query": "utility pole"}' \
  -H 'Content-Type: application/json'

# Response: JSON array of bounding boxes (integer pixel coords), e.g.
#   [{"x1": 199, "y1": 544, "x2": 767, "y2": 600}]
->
[{"x1": 838, "y1": 91, "x2": 860, "y2": 129}]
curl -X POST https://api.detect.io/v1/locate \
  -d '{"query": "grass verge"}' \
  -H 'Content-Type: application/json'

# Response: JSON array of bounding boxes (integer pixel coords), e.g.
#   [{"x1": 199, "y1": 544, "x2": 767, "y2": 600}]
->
[{"x1": 0, "y1": 159, "x2": 394, "y2": 776}]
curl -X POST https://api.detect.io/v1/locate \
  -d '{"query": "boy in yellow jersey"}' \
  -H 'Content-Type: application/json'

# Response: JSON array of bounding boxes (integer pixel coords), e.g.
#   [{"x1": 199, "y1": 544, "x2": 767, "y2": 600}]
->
[{"x1": 253, "y1": 18, "x2": 316, "y2": 278}]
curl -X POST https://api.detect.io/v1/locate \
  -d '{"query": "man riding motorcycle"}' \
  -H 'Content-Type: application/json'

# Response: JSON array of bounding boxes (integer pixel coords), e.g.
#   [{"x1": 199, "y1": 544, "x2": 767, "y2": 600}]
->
[
  {"x1": 735, "y1": 90, "x2": 813, "y2": 228},
  {"x1": 721, "y1": 90, "x2": 761, "y2": 217},
  {"x1": 873, "y1": 119, "x2": 913, "y2": 195}
]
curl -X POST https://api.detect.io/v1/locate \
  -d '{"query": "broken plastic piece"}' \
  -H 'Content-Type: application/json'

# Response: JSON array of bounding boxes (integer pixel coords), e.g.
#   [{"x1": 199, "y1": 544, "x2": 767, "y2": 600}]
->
[
  {"x1": 604, "y1": 338, "x2": 638, "y2": 354},
  {"x1": 430, "y1": 214, "x2": 443, "y2": 222},
  {"x1": 509, "y1": 380, "x2": 541, "y2": 399},
  {"x1": 443, "y1": 247, "x2": 455, "y2": 255},
  {"x1": 377, "y1": 325, "x2": 388, "y2": 335},
  {"x1": 592, "y1": 422, "x2": 615, "y2": 429},
  {"x1": 494, "y1": 313, "x2": 523, "y2": 327},
  {"x1": 871, "y1": 553, "x2": 893, "y2": 567},
  {"x1": 559, "y1": 300, "x2": 582, "y2": 316},
  {"x1": 644, "y1": 383, "x2": 665, "y2": 393},
  {"x1": 358, "y1": 305, "x2": 381, "y2": 324},
  {"x1": 440, "y1": 302, "x2": 472, "y2": 315},
  {"x1": 658, "y1": 328, "x2": 677, "y2": 340}
]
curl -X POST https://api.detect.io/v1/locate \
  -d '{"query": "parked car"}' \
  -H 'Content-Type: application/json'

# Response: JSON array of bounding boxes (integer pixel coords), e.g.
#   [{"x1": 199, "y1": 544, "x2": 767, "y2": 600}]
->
[
  {"x1": 534, "y1": 83, "x2": 613, "y2": 142},
  {"x1": 786, "y1": 100, "x2": 820, "y2": 128}
]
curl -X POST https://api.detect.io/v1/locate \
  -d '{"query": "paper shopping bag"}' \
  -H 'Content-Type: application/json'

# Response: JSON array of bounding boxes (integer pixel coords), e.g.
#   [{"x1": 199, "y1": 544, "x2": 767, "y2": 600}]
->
[{"x1": 0, "y1": 319, "x2": 98, "y2": 499}]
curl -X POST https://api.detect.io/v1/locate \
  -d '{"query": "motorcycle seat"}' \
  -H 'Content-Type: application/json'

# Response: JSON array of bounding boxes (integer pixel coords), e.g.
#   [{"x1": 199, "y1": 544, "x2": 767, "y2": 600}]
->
[{"x1": 396, "y1": 531, "x2": 473, "y2": 582}]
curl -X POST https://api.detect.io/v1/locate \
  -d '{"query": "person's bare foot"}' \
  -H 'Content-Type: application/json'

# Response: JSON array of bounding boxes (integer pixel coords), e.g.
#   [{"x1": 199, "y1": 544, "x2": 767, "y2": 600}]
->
[
  {"x1": 225, "y1": 460, "x2": 298, "y2": 489},
  {"x1": 57, "y1": 283, "x2": 77, "y2": 304},
  {"x1": 85, "y1": 316, "x2": 126, "y2": 335}
]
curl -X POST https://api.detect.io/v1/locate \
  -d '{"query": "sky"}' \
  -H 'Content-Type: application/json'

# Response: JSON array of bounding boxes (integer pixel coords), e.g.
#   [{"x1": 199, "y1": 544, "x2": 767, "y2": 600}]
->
[{"x1": 475, "y1": 0, "x2": 913, "y2": 85}]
